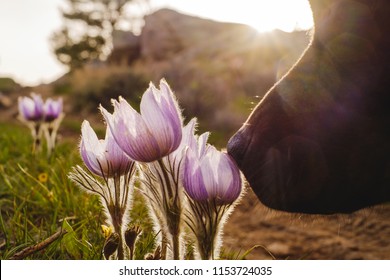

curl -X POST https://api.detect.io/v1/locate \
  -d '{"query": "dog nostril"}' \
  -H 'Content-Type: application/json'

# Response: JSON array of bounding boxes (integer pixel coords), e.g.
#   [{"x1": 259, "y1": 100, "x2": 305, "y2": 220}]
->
[{"x1": 227, "y1": 127, "x2": 251, "y2": 167}]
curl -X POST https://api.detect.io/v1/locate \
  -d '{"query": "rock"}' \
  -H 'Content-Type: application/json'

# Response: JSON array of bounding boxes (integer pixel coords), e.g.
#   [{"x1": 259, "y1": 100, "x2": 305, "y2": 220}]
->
[
  {"x1": 0, "y1": 92, "x2": 12, "y2": 108},
  {"x1": 108, "y1": 30, "x2": 141, "y2": 66},
  {"x1": 140, "y1": 8, "x2": 238, "y2": 60},
  {"x1": 267, "y1": 242, "x2": 291, "y2": 257}
]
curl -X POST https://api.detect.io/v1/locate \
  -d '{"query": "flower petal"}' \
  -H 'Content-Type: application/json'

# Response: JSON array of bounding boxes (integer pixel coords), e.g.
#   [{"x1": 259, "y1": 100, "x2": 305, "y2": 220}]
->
[
  {"x1": 105, "y1": 124, "x2": 132, "y2": 175},
  {"x1": 102, "y1": 99, "x2": 161, "y2": 162},
  {"x1": 197, "y1": 132, "x2": 210, "y2": 157},
  {"x1": 44, "y1": 98, "x2": 63, "y2": 121},
  {"x1": 80, "y1": 120, "x2": 105, "y2": 176},
  {"x1": 182, "y1": 118, "x2": 197, "y2": 150},
  {"x1": 223, "y1": 153, "x2": 242, "y2": 203},
  {"x1": 183, "y1": 147, "x2": 208, "y2": 201},
  {"x1": 168, "y1": 118, "x2": 197, "y2": 162},
  {"x1": 216, "y1": 153, "x2": 242, "y2": 203},
  {"x1": 199, "y1": 146, "x2": 220, "y2": 198},
  {"x1": 31, "y1": 93, "x2": 44, "y2": 118},
  {"x1": 18, "y1": 94, "x2": 44, "y2": 121},
  {"x1": 18, "y1": 97, "x2": 34, "y2": 119},
  {"x1": 140, "y1": 81, "x2": 182, "y2": 157}
]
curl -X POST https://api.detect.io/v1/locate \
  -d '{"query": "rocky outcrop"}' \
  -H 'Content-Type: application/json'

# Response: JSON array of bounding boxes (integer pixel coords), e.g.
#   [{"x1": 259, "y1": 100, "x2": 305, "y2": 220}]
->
[
  {"x1": 139, "y1": 9, "x2": 242, "y2": 61},
  {"x1": 108, "y1": 30, "x2": 141, "y2": 66}
]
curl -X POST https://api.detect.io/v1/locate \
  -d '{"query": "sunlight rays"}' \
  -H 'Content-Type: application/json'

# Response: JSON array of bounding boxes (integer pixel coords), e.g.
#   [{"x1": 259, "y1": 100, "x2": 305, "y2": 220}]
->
[{"x1": 151, "y1": 0, "x2": 314, "y2": 33}]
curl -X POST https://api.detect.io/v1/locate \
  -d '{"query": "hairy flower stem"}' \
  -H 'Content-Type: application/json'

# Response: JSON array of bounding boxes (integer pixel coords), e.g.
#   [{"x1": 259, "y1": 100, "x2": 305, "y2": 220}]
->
[
  {"x1": 187, "y1": 200, "x2": 229, "y2": 260},
  {"x1": 199, "y1": 202, "x2": 218, "y2": 260},
  {"x1": 198, "y1": 217, "x2": 217, "y2": 259},
  {"x1": 45, "y1": 113, "x2": 64, "y2": 156},
  {"x1": 103, "y1": 167, "x2": 135, "y2": 259},
  {"x1": 157, "y1": 159, "x2": 182, "y2": 260},
  {"x1": 108, "y1": 204, "x2": 125, "y2": 259},
  {"x1": 117, "y1": 237, "x2": 125, "y2": 260},
  {"x1": 32, "y1": 123, "x2": 41, "y2": 153},
  {"x1": 110, "y1": 173, "x2": 133, "y2": 260},
  {"x1": 172, "y1": 230, "x2": 180, "y2": 260},
  {"x1": 168, "y1": 204, "x2": 181, "y2": 260},
  {"x1": 44, "y1": 126, "x2": 54, "y2": 156},
  {"x1": 161, "y1": 233, "x2": 168, "y2": 260}
]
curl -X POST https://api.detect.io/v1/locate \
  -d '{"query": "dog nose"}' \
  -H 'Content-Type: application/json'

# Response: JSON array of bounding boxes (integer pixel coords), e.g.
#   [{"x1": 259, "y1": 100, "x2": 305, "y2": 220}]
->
[{"x1": 227, "y1": 125, "x2": 251, "y2": 168}]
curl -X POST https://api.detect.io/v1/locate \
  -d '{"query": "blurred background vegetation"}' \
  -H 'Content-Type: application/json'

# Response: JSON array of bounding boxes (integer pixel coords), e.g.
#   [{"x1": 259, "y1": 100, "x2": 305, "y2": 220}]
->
[{"x1": 1, "y1": 1, "x2": 310, "y2": 147}]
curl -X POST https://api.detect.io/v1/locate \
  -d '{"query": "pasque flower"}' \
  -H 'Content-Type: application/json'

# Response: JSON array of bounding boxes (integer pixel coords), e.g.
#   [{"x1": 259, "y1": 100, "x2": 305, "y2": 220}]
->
[
  {"x1": 184, "y1": 146, "x2": 242, "y2": 204},
  {"x1": 101, "y1": 79, "x2": 182, "y2": 162},
  {"x1": 80, "y1": 120, "x2": 132, "y2": 177},
  {"x1": 183, "y1": 139, "x2": 242, "y2": 260},
  {"x1": 18, "y1": 93, "x2": 64, "y2": 155},
  {"x1": 138, "y1": 118, "x2": 198, "y2": 260},
  {"x1": 17, "y1": 93, "x2": 45, "y2": 153},
  {"x1": 43, "y1": 97, "x2": 63, "y2": 122},
  {"x1": 42, "y1": 97, "x2": 64, "y2": 156},
  {"x1": 18, "y1": 93, "x2": 44, "y2": 121},
  {"x1": 70, "y1": 118, "x2": 136, "y2": 259},
  {"x1": 100, "y1": 79, "x2": 187, "y2": 259},
  {"x1": 69, "y1": 77, "x2": 245, "y2": 260}
]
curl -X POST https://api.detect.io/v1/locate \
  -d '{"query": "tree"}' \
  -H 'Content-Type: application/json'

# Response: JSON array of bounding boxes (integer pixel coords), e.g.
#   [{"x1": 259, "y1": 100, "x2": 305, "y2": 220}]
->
[
  {"x1": 51, "y1": 0, "x2": 147, "y2": 70},
  {"x1": 51, "y1": 28, "x2": 106, "y2": 69}
]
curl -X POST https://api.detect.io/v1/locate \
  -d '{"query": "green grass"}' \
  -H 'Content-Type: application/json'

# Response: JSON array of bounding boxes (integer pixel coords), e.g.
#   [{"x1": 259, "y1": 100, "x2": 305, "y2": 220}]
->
[{"x1": 0, "y1": 122, "x2": 154, "y2": 260}]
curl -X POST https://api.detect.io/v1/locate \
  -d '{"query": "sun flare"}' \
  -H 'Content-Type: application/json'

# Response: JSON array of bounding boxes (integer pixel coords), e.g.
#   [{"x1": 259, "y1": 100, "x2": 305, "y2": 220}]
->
[
  {"x1": 237, "y1": 0, "x2": 314, "y2": 32},
  {"x1": 215, "y1": 0, "x2": 314, "y2": 32},
  {"x1": 155, "y1": 0, "x2": 314, "y2": 33}
]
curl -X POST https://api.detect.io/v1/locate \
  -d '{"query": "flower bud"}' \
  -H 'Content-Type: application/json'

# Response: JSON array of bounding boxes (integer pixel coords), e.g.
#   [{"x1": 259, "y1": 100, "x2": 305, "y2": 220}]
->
[
  {"x1": 80, "y1": 120, "x2": 133, "y2": 177},
  {"x1": 103, "y1": 232, "x2": 119, "y2": 260},
  {"x1": 18, "y1": 93, "x2": 44, "y2": 121},
  {"x1": 124, "y1": 225, "x2": 141, "y2": 250},
  {"x1": 184, "y1": 145, "x2": 242, "y2": 204},
  {"x1": 43, "y1": 97, "x2": 63, "y2": 122}
]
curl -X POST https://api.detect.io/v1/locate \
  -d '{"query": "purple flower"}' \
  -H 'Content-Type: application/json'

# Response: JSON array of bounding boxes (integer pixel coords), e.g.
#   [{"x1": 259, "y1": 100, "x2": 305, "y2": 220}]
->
[
  {"x1": 18, "y1": 93, "x2": 44, "y2": 121},
  {"x1": 165, "y1": 118, "x2": 198, "y2": 169},
  {"x1": 101, "y1": 79, "x2": 183, "y2": 162},
  {"x1": 44, "y1": 98, "x2": 63, "y2": 122},
  {"x1": 80, "y1": 120, "x2": 132, "y2": 177},
  {"x1": 184, "y1": 145, "x2": 242, "y2": 204}
]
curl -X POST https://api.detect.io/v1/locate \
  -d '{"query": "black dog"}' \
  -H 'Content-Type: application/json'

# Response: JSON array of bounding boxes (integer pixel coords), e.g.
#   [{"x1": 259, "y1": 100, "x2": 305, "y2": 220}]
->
[{"x1": 228, "y1": 0, "x2": 390, "y2": 214}]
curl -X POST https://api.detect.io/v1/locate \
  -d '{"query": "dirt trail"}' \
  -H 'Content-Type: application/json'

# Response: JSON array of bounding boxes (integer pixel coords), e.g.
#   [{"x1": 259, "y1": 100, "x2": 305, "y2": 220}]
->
[{"x1": 224, "y1": 187, "x2": 390, "y2": 259}]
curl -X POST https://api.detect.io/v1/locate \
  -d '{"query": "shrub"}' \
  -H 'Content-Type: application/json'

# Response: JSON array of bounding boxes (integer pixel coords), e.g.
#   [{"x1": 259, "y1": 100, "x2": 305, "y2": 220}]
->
[{"x1": 54, "y1": 66, "x2": 148, "y2": 114}]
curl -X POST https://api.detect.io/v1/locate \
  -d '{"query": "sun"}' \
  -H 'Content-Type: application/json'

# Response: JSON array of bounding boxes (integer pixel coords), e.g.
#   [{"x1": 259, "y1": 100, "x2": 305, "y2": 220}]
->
[
  {"x1": 151, "y1": 0, "x2": 313, "y2": 32},
  {"x1": 227, "y1": 0, "x2": 314, "y2": 32}
]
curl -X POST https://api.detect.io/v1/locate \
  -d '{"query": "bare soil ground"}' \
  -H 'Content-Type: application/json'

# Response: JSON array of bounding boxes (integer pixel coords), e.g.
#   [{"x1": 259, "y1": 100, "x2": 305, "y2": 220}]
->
[{"x1": 224, "y1": 187, "x2": 390, "y2": 259}]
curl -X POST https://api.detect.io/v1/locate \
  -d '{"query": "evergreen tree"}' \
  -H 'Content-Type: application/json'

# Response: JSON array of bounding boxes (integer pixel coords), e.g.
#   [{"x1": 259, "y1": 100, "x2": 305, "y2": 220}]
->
[{"x1": 51, "y1": 0, "x2": 146, "y2": 70}]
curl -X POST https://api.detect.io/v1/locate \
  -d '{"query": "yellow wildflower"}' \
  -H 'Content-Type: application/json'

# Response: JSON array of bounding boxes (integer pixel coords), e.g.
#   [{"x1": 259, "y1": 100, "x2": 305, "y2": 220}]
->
[
  {"x1": 101, "y1": 225, "x2": 113, "y2": 239},
  {"x1": 38, "y1": 172, "x2": 48, "y2": 183}
]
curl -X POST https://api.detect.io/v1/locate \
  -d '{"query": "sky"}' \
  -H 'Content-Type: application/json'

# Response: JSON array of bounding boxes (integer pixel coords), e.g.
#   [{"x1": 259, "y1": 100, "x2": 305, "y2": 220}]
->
[{"x1": 0, "y1": 0, "x2": 313, "y2": 87}]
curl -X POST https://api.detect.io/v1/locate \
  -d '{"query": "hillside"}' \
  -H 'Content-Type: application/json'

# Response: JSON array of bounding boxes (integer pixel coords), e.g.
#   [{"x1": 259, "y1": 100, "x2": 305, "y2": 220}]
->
[{"x1": 52, "y1": 8, "x2": 311, "y2": 145}]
